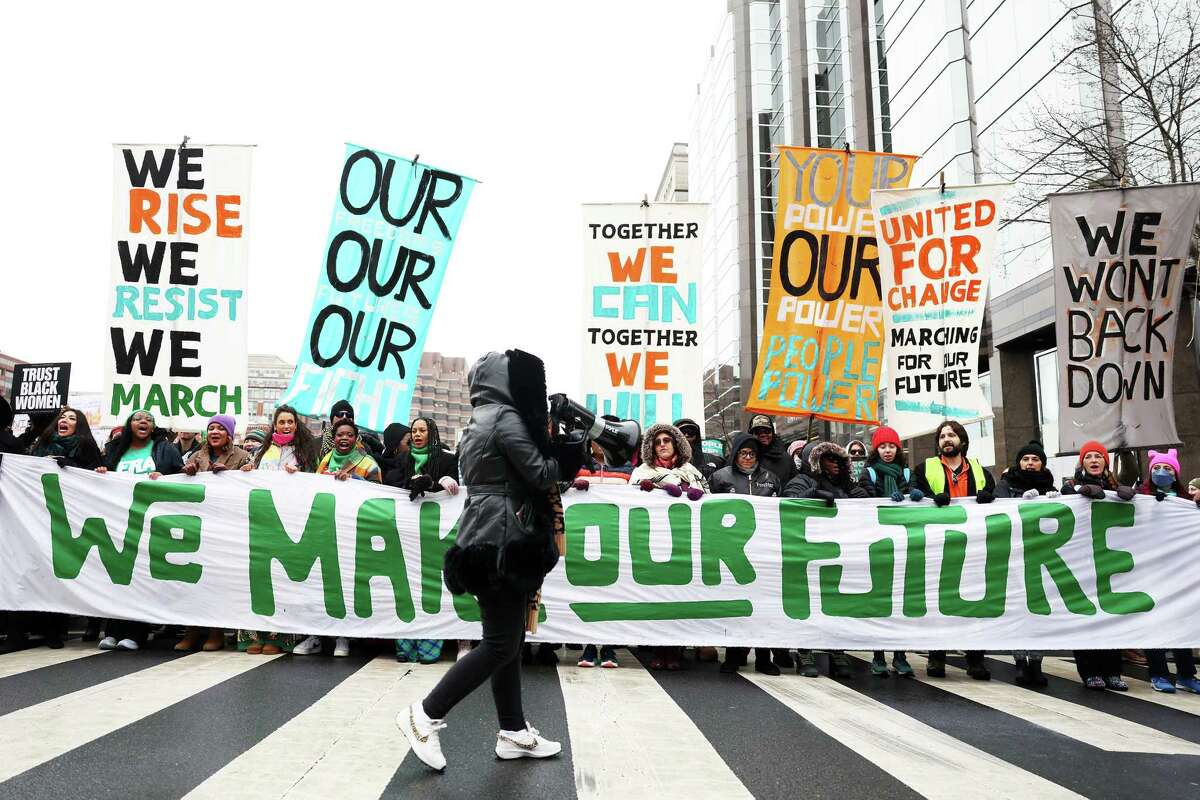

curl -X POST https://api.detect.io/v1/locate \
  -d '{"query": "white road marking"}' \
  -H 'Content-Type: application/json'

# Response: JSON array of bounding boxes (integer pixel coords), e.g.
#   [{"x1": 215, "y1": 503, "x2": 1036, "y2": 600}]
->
[{"x1": 0, "y1": 640, "x2": 106, "y2": 679}]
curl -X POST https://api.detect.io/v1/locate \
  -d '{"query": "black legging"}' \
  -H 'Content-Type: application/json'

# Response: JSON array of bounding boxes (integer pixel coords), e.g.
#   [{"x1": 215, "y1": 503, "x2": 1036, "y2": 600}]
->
[
  {"x1": 423, "y1": 589, "x2": 526, "y2": 731},
  {"x1": 1074, "y1": 649, "x2": 1121, "y2": 679}
]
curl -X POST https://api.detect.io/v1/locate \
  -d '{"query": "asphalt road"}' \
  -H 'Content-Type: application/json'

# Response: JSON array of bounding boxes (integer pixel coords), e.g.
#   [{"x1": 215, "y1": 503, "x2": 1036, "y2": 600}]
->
[{"x1": 0, "y1": 639, "x2": 1198, "y2": 799}]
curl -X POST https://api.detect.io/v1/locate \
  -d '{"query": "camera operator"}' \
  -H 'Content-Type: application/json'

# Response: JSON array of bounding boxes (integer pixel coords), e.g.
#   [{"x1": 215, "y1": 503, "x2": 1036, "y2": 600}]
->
[{"x1": 398, "y1": 349, "x2": 584, "y2": 772}]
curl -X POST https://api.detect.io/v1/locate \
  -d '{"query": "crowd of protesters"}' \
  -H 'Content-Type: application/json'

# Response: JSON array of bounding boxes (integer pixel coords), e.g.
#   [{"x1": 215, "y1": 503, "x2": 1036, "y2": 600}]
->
[{"x1": 2, "y1": 392, "x2": 1199, "y2": 698}]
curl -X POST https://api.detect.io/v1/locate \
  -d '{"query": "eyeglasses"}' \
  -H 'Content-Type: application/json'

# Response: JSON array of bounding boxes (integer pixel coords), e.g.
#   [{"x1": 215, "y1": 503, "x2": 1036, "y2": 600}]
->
[{"x1": 654, "y1": 436, "x2": 674, "y2": 445}]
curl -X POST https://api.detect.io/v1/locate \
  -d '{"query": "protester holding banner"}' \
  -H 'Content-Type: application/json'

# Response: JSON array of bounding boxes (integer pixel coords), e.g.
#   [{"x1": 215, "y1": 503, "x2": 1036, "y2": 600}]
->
[
  {"x1": 910, "y1": 421, "x2": 994, "y2": 680},
  {"x1": 749, "y1": 415, "x2": 795, "y2": 484},
  {"x1": 378, "y1": 422, "x2": 411, "y2": 474},
  {"x1": 92, "y1": 410, "x2": 184, "y2": 651},
  {"x1": 1060, "y1": 441, "x2": 1132, "y2": 691},
  {"x1": 716, "y1": 433, "x2": 790, "y2": 676},
  {"x1": 98, "y1": 410, "x2": 184, "y2": 479},
  {"x1": 249, "y1": 405, "x2": 319, "y2": 474},
  {"x1": 320, "y1": 400, "x2": 357, "y2": 457},
  {"x1": 31, "y1": 408, "x2": 102, "y2": 471},
  {"x1": 782, "y1": 440, "x2": 865, "y2": 678},
  {"x1": 1189, "y1": 477, "x2": 1200, "y2": 503},
  {"x1": 316, "y1": 420, "x2": 382, "y2": 483},
  {"x1": 402, "y1": 349, "x2": 584, "y2": 771},
  {"x1": 1138, "y1": 449, "x2": 1185, "y2": 500},
  {"x1": 856, "y1": 426, "x2": 920, "y2": 678},
  {"x1": 181, "y1": 416, "x2": 252, "y2": 476},
  {"x1": 388, "y1": 416, "x2": 458, "y2": 663},
  {"x1": 175, "y1": 431, "x2": 200, "y2": 461}
]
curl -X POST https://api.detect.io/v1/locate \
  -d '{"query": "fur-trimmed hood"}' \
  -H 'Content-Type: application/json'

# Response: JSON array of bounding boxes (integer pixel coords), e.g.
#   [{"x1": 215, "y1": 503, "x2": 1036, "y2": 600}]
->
[
  {"x1": 809, "y1": 441, "x2": 850, "y2": 475},
  {"x1": 640, "y1": 422, "x2": 692, "y2": 467}
]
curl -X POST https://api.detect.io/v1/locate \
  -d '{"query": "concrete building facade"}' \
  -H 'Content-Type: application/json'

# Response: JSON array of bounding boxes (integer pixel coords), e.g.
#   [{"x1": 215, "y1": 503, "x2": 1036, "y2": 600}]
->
[{"x1": 410, "y1": 351, "x2": 472, "y2": 446}]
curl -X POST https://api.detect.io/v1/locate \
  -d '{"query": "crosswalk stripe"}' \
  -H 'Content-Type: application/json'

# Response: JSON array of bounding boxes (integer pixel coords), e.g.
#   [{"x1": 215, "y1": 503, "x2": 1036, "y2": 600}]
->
[
  {"x1": 558, "y1": 649, "x2": 751, "y2": 799},
  {"x1": 900, "y1": 653, "x2": 1200, "y2": 755},
  {"x1": 182, "y1": 658, "x2": 450, "y2": 800},
  {"x1": 0, "y1": 640, "x2": 105, "y2": 679},
  {"x1": 997, "y1": 655, "x2": 1200, "y2": 717},
  {"x1": 0, "y1": 651, "x2": 280, "y2": 783},
  {"x1": 741, "y1": 670, "x2": 1083, "y2": 799}
]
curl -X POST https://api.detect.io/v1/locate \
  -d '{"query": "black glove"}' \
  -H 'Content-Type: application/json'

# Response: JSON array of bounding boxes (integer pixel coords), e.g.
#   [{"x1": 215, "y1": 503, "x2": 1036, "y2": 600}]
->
[
  {"x1": 975, "y1": 488, "x2": 995, "y2": 504},
  {"x1": 1060, "y1": 483, "x2": 1077, "y2": 495},
  {"x1": 1154, "y1": 489, "x2": 1166, "y2": 502},
  {"x1": 1115, "y1": 485, "x2": 1136, "y2": 501},
  {"x1": 814, "y1": 490, "x2": 836, "y2": 507},
  {"x1": 408, "y1": 474, "x2": 434, "y2": 501},
  {"x1": 549, "y1": 436, "x2": 587, "y2": 482},
  {"x1": 52, "y1": 456, "x2": 68, "y2": 469},
  {"x1": 849, "y1": 486, "x2": 870, "y2": 499},
  {"x1": 1078, "y1": 484, "x2": 1106, "y2": 500},
  {"x1": 933, "y1": 492, "x2": 951, "y2": 507}
]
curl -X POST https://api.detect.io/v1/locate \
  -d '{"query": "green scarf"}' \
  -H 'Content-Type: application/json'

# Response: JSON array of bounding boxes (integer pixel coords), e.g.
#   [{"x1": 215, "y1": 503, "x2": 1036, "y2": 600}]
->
[
  {"x1": 871, "y1": 459, "x2": 905, "y2": 495},
  {"x1": 326, "y1": 448, "x2": 358, "y2": 473},
  {"x1": 411, "y1": 445, "x2": 430, "y2": 474},
  {"x1": 40, "y1": 434, "x2": 80, "y2": 458}
]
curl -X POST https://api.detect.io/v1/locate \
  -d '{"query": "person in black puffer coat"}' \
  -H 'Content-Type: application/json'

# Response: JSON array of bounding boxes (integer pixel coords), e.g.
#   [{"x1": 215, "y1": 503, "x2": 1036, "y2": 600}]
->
[
  {"x1": 749, "y1": 414, "x2": 795, "y2": 484},
  {"x1": 400, "y1": 349, "x2": 585, "y2": 771},
  {"x1": 781, "y1": 441, "x2": 867, "y2": 679},
  {"x1": 384, "y1": 417, "x2": 459, "y2": 499},
  {"x1": 995, "y1": 441, "x2": 1059, "y2": 500}
]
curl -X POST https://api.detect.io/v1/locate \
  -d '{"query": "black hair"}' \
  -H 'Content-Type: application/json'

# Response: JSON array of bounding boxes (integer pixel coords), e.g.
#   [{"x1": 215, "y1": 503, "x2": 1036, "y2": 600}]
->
[
  {"x1": 35, "y1": 407, "x2": 97, "y2": 451},
  {"x1": 933, "y1": 420, "x2": 970, "y2": 457},
  {"x1": 107, "y1": 410, "x2": 158, "y2": 464},
  {"x1": 332, "y1": 418, "x2": 359, "y2": 437},
  {"x1": 867, "y1": 445, "x2": 908, "y2": 469}
]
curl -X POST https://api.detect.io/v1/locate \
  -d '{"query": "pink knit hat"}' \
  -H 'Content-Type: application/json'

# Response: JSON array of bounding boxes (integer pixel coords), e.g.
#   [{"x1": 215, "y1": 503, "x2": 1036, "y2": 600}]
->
[
  {"x1": 788, "y1": 440, "x2": 806, "y2": 457},
  {"x1": 1148, "y1": 448, "x2": 1181, "y2": 476}
]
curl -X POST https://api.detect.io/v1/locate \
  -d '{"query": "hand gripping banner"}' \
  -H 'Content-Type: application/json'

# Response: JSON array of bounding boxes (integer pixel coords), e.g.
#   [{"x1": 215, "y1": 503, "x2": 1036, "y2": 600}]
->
[{"x1": 2, "y1": 455, "x2": 1198, "y2": 649}]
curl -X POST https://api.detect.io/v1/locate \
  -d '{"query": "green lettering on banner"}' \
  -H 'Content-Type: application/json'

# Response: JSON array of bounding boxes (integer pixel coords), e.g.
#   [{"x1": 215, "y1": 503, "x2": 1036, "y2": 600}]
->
[
  {"x1": 43, "y1": 474, "x2": 205, "y2": 584},
  {"x1": 938, "y1": 513, "x2": 1011, "y2": 618},
  {"x1": 1091, "y1": 501, "x2": 1155, "y2": 614},
  {"x1": 877, "y1": 506, "x2": 965, "y2": 617},
  {"x1": 148, "y1": 515, "x2": 203, "y2": 583},
  {"x1": 418, "y1": 503, "x2": 480, "y2": 622},
  {"x1": 1020, "y1": 503, "x2": 1095, "y2": 615},
  {"x1": 565, "y1": 503, "x2": 620, "y2": 586},
  {"x1": 629, "y1": 505, "x2": 692, "y2": 585},
  {"x1": 699, "y1": 499, "x2": 756, "y2": 585},
  {"x1": 109, "y1": 384, "x2": 140, "y2": 415},
  {"x1": 353, "y1": 498, "x2": 415, "y2": 621},
  {"x1": 779, "y1": 499, "x2": 838, "y2": 620},
  {"x1": 247, "y1": 489, "x2": 346, "y2": 619},
  {"x1": 819, "y1": 536, "x2": 894, "y2": 618}
]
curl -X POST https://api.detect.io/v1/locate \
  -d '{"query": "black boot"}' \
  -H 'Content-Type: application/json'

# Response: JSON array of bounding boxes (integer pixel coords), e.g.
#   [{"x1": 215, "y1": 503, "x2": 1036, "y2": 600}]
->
[
  {"x1": 754, "y1": 658, "x2": 781, "y2": 676},
  {"x1": 1014, "y1": 657, "x2": 1031, "y2": 686},
  {"x1": 1027, "y1": 657, "x2": 1048, "y2": 687},
  {"x1": 927, "y1": 651, "x2": 947, "y2": 678},
  {"x1": 830, "y1": 651, "x2": 851, "y2": 679},
  {"x1": 82, "y1": 619, "x2": 102, "y2": 643},
  {"x1": 965, "y1": 651, "x2": 991, "y2": 681}
]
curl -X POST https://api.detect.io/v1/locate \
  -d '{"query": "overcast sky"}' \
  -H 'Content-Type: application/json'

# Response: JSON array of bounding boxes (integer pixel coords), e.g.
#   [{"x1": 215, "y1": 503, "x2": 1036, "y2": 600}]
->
[{"x1": 0, "y1": 1, "x2": 721, "y2": 398}]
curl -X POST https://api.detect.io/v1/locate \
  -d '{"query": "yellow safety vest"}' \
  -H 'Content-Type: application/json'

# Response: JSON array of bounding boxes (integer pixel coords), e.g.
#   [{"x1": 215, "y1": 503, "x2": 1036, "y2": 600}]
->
[{"x1": 922, "y1": 457, "x2": 985, "y2": 496}]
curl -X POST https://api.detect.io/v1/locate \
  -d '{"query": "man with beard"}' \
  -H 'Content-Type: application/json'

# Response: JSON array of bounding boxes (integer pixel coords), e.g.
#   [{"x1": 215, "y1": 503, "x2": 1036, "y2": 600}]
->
[
  {"x1": 673, "y1": 417, "x2": 724, "y2": 479},
  {"x1": 749, "y1": 414, "x2": 795, "y2": 484},
  {"x1": 913, "y1": 420, "x2": 996, "y2": 680}
]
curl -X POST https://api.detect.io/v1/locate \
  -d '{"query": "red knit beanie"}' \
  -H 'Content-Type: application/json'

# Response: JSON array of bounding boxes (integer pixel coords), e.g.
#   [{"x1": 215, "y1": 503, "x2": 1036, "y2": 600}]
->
[
  {"x1": 1078, "y1": 440, "x2": 1109, "y2": 467},
  {"x1": 871, "y1": 426, "x2": 901, "y2": 450}
]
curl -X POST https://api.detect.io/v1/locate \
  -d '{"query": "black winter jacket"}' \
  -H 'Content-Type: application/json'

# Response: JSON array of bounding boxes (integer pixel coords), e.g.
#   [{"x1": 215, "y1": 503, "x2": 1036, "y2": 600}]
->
[
  {"x1": 443, "y1": 351, "x2": 573, "y2": 596},
  {"x1": 384, "y1": 445, "x2": 459, "y2": 493},
  {"x1": 912, "y1": 456, "x2": 996, "y2": 498},
  {"x1": 758, "y1": 435, "x2": 795, "y2": 485},
  {"x1": 709, "y1": 433, "x2": 780, "y2": 496},
  {"x1": 102, "y1": 438, "x2": 185, "y2": 475},
  {"x1": 782, "y1": 442, "x2": 856, "y2": 499}
]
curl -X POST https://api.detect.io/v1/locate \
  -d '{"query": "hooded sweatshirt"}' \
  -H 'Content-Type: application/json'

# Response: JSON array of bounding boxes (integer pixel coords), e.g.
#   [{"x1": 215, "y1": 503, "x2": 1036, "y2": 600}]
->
[{"x1": 708, "y1": 432, "x2": 780, "y2": 496}]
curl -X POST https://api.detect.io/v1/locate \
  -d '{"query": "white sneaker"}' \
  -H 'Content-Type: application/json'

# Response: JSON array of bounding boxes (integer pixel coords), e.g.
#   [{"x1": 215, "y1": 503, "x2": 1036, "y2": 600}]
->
[
  {"x1": 98, "y1": 636, "x2": 118, "y2": 651},
  {"x1": 116, "y1": 639, "x2": 138, "y2": 651},
  {"x1": 397, "y1": 701, "x2": 447, "y2": 771},
  {"x1": 495, "y1": 723, "x2": 562, "y2": 760},
  {"x1": 292, "y1": 636, "x2": 322, "y2": 655},
  {"x1": 457, "y1": 640, "x2": 473, "y2": 661},
  {"x1": 333, "y1": 637, "x2": 350, "y2": 657}
]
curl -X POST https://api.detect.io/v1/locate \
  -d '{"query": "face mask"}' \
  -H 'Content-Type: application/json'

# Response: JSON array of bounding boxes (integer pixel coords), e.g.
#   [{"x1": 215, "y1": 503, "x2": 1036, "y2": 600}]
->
[{"x1": 1151, "y1": 470, "x2": 1175, "y2": 488}]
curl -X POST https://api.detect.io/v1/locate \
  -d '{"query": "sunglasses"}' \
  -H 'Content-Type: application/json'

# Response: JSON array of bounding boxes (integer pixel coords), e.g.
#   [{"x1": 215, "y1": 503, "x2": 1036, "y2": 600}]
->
[{"x1": 333, "y1": 411, "x2": 352, "y2": 420}]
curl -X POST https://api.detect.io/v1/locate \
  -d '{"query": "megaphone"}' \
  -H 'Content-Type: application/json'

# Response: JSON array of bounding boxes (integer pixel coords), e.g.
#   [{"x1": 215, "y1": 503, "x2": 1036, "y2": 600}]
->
[{"x1": 549, "y1": 393, "x2": 641, "y2": 467}]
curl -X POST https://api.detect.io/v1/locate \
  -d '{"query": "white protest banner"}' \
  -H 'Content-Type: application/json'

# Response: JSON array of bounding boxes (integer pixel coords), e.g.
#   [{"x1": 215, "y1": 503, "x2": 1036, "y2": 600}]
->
[
  {"x1": 2, "y1": 454, "x2": 1197, "y2": 649},
  {"x1": 1051, "y1": 183, "x2": 1200, "y2": 453},
  {"x1": 105, "y1": 144, "x2": 252, "y2": 430},
  {"x1": 874, "y1": 184, "x2": 1007, "y2": 438},
  {"x1": 581, "y1": 204, "x2": 707, "y2": 430}
]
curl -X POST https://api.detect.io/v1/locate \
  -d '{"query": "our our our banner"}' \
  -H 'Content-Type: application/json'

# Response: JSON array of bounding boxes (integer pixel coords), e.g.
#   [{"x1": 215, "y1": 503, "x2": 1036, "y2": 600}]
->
[
  {"x1": 873, "y1": 184, "x2": 1006, "y2": 438},
  {"x1": 11, "y1": 362, "x2": 71, "y2": 414},
  {"x1": 3, "y1": 454, "x2": 1198, "y2": 649},
  {"x1": 580, "y1": 204, "x2": 707, "y2": 428},
  {"x1": 282, "y1": 145, "x2": 476, "y2": 432},
  {"x1": 748, "y1": 147, "x2": 918, "y2": 424},
  {"x1": 1050, "y1": 184, "x2": 1200, "y2": 454},
  {"x1": 105, "y1": 144, "x2": 253, "y2": 430}
]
